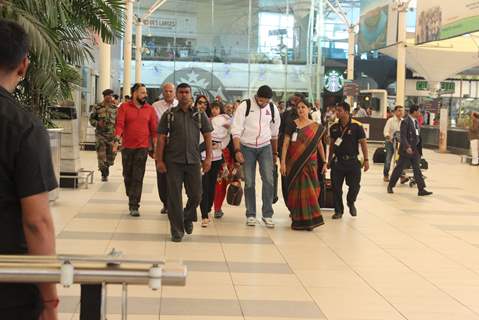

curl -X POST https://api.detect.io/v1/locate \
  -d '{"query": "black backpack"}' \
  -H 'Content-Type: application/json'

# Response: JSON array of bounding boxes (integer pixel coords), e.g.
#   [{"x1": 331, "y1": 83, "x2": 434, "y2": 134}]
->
[{"x1": 244, "y1": 99, "x2": 275, "y2": 123}]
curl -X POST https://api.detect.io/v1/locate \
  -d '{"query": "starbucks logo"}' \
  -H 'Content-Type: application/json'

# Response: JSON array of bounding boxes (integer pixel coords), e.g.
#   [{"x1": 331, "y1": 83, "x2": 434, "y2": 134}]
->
[{"x1": 324, "y1": 70, "x2": 344, "y2": 93}]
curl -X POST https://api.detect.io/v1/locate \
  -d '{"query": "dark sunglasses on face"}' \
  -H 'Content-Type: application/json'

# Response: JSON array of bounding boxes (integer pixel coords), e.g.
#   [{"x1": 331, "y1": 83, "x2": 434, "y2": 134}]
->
[{"x1": 197, "y1": 100, "x2": 207, "y2": 105}]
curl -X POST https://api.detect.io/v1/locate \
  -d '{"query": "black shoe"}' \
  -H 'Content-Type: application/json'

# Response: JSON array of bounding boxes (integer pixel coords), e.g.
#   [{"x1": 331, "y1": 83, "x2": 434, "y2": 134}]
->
[
  {"x1": 214, "y1": 210, "x2": 224, "y2": 219},
  {"x1": 171, "y1": 236, "x2": 182, "y2": 242},
  {"x1": 418, "y1": 189, "x2": 433, "y2": 196},
  {"x1": 161, "y1": 207, "x2": 168, "y2": 215},
  {"x1": 348, "y1": 203, "x2": 357, "y2": 217},
  {"x1": 184, "y1": 221, "x2": 193, "y2": 234},
  {"x1": 387, "y1": 186, "x2": 394, "y2": 194},
  {"x1": 129, "y1": 209, "x2": 140, "y2": 217},
  {"x1": 100, "y1": 168, "x2": 108, "y2": 181},
  {"x1": 332, "y1": 212, "x2": 343, "y2": 219}
]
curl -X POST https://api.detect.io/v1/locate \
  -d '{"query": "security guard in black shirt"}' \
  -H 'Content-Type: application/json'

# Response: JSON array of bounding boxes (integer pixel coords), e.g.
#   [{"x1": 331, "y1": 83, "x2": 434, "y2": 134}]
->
[
  {"x1": 0, "y1": 20, "x2": 59, "y2": 318},
  {"x1": 328, "y1": 101, "x2": 369, "y2": 219}
]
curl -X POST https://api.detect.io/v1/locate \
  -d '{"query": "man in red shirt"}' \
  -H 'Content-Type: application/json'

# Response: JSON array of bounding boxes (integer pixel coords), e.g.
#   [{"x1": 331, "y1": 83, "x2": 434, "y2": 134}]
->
[{"x1": 114, "y1": 83, "x2": 158, "y2": 216}]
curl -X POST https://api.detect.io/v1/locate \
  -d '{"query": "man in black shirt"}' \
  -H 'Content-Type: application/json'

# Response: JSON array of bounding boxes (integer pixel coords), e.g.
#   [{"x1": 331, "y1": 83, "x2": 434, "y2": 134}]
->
[
  {"x1": 156, "y1": 83, "x2": 213, "y2": 242},
  {"x1": 0, "y1": 20, "x2": 59, "y2": 319},
  {"x1": 328, "y1": 101, "x2": 370, "y2": 219}
]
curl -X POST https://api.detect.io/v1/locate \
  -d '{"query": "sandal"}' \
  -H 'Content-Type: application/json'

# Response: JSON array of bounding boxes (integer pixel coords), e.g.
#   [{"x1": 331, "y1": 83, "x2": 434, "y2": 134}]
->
[{"x1": 201, "y1": 218, "x2": 209, "y2": 228}]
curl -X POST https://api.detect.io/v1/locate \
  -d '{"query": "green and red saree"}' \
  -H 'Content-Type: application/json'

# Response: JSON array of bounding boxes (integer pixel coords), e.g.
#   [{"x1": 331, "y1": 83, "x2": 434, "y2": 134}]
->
[{"x1": 285, "y1": 122, "x2": 325, "y2": 230}]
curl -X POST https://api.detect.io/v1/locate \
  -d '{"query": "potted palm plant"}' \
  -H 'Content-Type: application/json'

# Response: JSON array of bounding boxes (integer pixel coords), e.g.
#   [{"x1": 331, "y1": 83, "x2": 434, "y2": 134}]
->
[{"x1": 0, "y1": 0, "x2": 124, "y2": 200}]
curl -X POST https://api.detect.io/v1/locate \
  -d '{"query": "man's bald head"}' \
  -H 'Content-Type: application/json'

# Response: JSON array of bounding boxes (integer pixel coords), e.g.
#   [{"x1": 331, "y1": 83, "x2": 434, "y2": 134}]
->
[{"x1": 162, "y1": 82, "x2": 175, "y2": 103}]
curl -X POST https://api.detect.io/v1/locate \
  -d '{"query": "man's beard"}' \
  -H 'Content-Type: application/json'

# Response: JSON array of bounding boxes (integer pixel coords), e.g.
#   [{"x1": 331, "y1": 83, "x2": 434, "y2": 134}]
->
[{"x1": 136, "y1": 97, "x2": 146, "y2": 105}]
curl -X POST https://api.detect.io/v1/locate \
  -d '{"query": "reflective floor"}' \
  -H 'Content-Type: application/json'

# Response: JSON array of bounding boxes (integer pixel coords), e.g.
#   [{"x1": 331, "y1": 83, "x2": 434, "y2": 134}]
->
[{"x1": 53, "y1": 146, "x2": 479, "y2": 320}]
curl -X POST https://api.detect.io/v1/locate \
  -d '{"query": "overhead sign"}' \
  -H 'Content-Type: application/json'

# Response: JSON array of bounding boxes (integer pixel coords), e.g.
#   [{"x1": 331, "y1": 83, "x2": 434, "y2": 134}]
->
[
  {"x1": 358, "y1": 0, "x2": 396, "y2": 52},
  {"x1": 416, "y1": 0, "x2": 479, "y2": 44},
  {"x1": 416, "y1": 80, "x2": 455, "y2": 94}
]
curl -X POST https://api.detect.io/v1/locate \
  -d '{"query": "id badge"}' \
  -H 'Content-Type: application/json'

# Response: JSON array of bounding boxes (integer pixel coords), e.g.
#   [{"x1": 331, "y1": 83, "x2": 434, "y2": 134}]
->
[
  {"x1": 291, "y1": 132, "x2": 298, "y2": 142},
  {"x1": 334, "y1": 137, "x2": 343, "y2": 146}
]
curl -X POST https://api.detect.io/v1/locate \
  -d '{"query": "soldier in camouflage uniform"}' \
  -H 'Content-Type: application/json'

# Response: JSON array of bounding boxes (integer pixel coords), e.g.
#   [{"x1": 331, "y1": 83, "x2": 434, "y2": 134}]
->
[{"x1": 89, "y1": 89, "x2": 117, "y2": 181}]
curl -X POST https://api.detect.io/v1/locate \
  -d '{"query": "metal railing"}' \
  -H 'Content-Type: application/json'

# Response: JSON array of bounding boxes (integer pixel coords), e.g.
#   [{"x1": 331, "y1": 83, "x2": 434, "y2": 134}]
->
[{"x1": 0, "y1": 251, "x2": 187, "y2": 320}]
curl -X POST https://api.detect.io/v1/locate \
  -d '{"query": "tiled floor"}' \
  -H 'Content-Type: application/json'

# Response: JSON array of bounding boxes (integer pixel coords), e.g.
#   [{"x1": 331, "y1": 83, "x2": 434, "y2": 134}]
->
[{"x1": 52, "y1": 146, "x2": 479, "y2": 320}]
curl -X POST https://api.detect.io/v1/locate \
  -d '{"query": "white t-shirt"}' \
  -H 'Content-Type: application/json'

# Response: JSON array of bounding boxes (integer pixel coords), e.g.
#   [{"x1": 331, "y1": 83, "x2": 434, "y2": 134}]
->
[{"x1": 152, "y1": 99, "x2": 178, "y2": 121}]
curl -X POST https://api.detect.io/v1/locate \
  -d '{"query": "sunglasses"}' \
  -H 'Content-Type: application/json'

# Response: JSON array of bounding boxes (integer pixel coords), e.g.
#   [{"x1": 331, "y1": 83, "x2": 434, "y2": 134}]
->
[{"x1": 197, "y1": 100, "x2": 207, "y2": 105}]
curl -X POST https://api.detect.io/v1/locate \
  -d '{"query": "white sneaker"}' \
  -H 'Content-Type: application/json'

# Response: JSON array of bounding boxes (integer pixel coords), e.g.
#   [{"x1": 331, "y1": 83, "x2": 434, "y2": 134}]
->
[
  {"x1": 262, "y1": 217, "x2": 275, "y2": 228},
  {"x1": 246, "y1": 217, "x2": 257, "y2": 226}
]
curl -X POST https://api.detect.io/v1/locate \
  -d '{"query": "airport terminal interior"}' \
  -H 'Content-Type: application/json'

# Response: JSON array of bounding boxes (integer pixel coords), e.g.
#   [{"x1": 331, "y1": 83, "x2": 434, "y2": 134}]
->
[
  {"x1": 53, "y1": 149, "x2": 479, "y2": 319},
  {"x1": 2, "y1": 0, "x2": 479, "y2": 319}
]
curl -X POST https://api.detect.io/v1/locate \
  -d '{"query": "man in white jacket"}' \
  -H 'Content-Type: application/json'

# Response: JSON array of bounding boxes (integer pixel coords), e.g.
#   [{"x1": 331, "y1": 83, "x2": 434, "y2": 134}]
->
[{"x1": 231, "y1": 85, "x2": 281, "y2": 227}]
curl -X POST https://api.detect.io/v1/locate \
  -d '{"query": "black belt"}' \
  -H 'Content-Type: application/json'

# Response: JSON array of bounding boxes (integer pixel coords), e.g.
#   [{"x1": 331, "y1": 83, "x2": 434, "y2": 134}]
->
[{"x1": 335, "y1": 154, "x2": 357, "y2": 161}]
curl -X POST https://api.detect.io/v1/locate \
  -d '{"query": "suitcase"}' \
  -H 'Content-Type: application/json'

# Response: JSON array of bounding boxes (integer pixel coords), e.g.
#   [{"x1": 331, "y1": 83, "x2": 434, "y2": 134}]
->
[
  {"x1": 373, "y1": 147, "x2": 387, "y2": 163},
  {"x1": 319, "y1": 176, "x2": 334, "y2": 209}
]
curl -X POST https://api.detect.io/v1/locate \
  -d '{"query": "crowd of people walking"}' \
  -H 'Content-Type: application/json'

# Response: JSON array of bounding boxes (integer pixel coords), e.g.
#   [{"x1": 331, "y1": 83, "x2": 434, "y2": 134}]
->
[{"x1": 88, "y1": 80, "x2": 438, "y2": 242}]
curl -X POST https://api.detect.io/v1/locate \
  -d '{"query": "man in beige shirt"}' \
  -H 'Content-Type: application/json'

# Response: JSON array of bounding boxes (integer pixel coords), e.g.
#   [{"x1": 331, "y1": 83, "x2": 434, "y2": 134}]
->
[{"x1": 383, "y1": 106, "x2": 403, "y2": 181}]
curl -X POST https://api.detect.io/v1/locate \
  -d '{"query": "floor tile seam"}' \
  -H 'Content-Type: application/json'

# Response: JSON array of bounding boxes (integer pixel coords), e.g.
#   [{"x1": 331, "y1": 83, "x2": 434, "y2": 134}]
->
[
  {"x1": 105, "y1": 205, "x2": 130, "y2": 256},
  {"x1": 159, "y1": 222, "x2": 168, "y2": 317},
  {"x1": 212, "y1": 219, "x2": 247, "y2": 319},
  {"x1": 57, "y1": 183, "x2": 103, "y2": 237},
  {"x1": 268, "y1": 228, "x2": 330, "y2": 320},
  {"x1": 341, "y1": 220, "x2": 479, "y2": 318},
  {"x1": 356, "y1": 205, "x2": 479, "y2": 277},
  {"x1": 312, "y1": 228, "x2": 409, "y2": 320}
]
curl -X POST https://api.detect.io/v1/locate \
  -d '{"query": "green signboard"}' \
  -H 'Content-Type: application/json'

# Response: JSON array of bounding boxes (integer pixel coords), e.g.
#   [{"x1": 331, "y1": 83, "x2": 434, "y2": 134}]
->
[
  {"x1": 416, "y1": 80, "x2": 428, "y2": 91},
  {"x1": 416, "y1": 81, "x2": 455, "y2": 93}
]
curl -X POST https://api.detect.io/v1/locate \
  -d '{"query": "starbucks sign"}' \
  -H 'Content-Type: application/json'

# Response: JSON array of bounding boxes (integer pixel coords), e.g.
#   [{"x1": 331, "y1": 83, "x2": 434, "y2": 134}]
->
[{"x1": 324, "y1": 70, "x2": 344, "y2": 93}]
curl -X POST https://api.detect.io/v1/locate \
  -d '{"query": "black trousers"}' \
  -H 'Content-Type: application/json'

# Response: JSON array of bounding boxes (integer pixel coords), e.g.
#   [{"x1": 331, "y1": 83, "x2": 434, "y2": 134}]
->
[
  {"x1": 121, "y1": 148, "x2": 148, "y2": 210},
  {"x1": 331, "y1": 159, "x2": 361, "y2": 214},
  {"x1": 0, "y1": 306, "x2": 42, "y2": 320},
  {"x1": 155, "y1": 163, "x2": 168, "y2": 207},
  {"x1": 389, "y1": 152, "x2": 425, "y2": 190},
  {"x1": 200, "y1": 160, "x2": 223, "y2": 219},
  {"x1": 166, "y1": 162, "x2": 202, "y2": 238},
  {"x1": 0, "y1": 284, "x2": 42, "y2": 319}
]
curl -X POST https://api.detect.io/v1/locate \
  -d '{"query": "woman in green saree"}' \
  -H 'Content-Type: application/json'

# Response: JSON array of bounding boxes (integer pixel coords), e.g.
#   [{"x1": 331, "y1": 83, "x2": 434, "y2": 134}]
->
[{"x1": 280, "y1": 100, "x2": 327, "y2": 230}]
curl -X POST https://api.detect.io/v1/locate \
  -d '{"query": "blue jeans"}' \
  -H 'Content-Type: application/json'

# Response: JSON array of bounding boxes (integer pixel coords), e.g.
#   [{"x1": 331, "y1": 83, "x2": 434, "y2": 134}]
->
[
  {"x1": 241, "y1": 144, "x2": 274, "y2": 218},
  {"x1": 383, "y1": 140, "x2": 394, "y2": 177}
]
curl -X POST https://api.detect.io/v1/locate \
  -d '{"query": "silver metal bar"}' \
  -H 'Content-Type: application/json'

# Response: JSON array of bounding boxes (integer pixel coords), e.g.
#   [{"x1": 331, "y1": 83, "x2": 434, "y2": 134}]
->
[
  {"x1": 122, "y1": 283, "x2": 128, "y2": 320},
  {"x1": 0, "y1": 266, "x2": 187, "y2": 286},
  {"x1": 0, "y1": 254, "x2": 166, "y2": 264},
  {"x1": 101, "y1": 282, "x2": 107, "y2": 320}
]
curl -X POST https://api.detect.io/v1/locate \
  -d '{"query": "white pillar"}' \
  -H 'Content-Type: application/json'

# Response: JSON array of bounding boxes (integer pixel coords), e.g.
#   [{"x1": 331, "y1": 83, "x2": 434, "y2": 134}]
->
[
  {"x1": 99, "y1": 39, "x2": 111, "y2": 98},
  {"x1": 396, "y1": 4, "x2": 407, "y2": 107},
  {"x1": 439, "y1": 103, "x2": 448, "y2": 153},
  {"x1": 347, "y1": 25, "x2": 355, "y2": 105},
  {"x1": 123, "y1": 0, "x2": 134, "y2": 95},
  {"x1": 315, "y1": 0, "x2": 324, "y2": 101},
  {"x1": 135, "y1": 18, "x2": 143, "y2": 83}
]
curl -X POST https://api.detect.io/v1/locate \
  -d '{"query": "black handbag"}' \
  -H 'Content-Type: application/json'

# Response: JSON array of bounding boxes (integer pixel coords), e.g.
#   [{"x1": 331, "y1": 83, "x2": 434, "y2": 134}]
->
[{"x1": 226, "y1": 181, "x2": 243, "y2": 206}]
